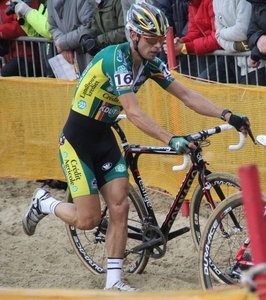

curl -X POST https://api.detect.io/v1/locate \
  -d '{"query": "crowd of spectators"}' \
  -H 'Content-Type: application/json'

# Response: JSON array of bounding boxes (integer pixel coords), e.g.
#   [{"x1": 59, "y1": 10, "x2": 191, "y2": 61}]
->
[
  {"x1": 200, "y1": 0, "x2": 252, "y2": 84},
  {"x1": 0, "y1": 0, "x2": 265, "y2": 86},
  {"x1": 0, "y1": 0, "x2": 40, "y2": 76}
]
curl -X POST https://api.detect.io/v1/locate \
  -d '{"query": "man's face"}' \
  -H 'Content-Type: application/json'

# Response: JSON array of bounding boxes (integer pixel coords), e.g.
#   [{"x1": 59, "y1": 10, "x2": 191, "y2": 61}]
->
[{"x1": 132, "y1": 32, "x2": 166, "y2": 60}]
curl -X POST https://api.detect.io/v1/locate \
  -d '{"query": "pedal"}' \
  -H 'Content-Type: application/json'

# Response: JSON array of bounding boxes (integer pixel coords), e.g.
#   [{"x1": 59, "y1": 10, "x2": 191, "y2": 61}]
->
[{"x1": 168, "y1": 226, "x2": 190, "y2": 240}]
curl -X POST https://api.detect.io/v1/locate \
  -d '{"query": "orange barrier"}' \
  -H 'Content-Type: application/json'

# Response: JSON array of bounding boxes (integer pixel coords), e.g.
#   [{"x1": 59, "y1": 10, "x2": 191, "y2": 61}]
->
[{"x1": 0, "y1": 287, "x2": 258, "y2": 300}]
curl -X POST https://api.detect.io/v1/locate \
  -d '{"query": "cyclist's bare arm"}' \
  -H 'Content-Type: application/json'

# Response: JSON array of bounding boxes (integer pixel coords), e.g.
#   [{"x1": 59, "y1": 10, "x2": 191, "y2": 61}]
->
[
  {"x1": 166, "y1": 80, "x2": 250, "y2": 137},
  {"x1": 118, "y1": 92, "x2": 173, "y2": 144},
  {"x1": 166, "y1": 80, "x2": 231, "y2": 120},
  {"x1": 118, "y1": 92, "x2": 194, "y2": 150}
]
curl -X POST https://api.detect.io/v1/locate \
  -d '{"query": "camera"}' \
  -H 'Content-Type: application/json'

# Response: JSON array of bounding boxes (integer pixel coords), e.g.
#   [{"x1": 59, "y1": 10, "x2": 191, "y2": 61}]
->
[{"x1": 5, "y1": 2, "x2": 18, "y2": 16}]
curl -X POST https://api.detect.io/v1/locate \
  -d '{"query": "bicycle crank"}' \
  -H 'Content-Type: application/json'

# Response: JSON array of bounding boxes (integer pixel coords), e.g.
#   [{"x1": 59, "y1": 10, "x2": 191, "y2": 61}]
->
[{"x1": 143, "y1": 225, "x2": 166, "y2": 259}]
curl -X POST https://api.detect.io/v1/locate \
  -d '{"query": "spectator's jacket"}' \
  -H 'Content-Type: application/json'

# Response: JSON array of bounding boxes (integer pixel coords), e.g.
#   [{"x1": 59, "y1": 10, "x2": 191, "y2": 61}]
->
[
  {"x1": 47, "y1": 0, "x2": 95, "y2": 73},
  {"x1": 158, "y1": 0, "x2": 188, "y2": 38},
  {"x1": 246, "y1": 0, "x2": 266, "y2": 61},
  {"x1": 21, "y1": 2, "x2": 52, "y2": 39},
  {"x1": 81, "y1": 0, "x2": 126, "y2": 49},
  {"x1": 0, "y1": 0, "x2": 39, "y2": 62},
  {"x1": 213, "y1": 0, "x2": 253, "y2": 76},
  {"x1": 181, "y1": 0, "x2": 221, "y2": 55},
  {"x1": 214, "y1": 0, "x2": 251, "y2": 52}
]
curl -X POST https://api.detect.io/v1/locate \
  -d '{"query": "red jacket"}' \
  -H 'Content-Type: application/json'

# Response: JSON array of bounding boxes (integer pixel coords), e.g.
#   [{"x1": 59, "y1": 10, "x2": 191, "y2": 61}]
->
[
  {"x1": 0, "y1": 0, "x2": 39, "y2": 62},
  {"x1": 181, "y1": 0, "x2": 221, "y2": 55}
]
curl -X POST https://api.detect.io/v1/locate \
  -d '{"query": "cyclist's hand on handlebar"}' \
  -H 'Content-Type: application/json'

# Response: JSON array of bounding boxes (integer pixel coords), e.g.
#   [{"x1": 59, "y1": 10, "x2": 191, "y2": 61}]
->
[
  {"x1": 169, "y1": 136, "x2": 195, "y2": 155},
  {"x1": 228, "y1": 114, "x2": 249, "y2": 135},
  {"x1": 228, "y1": 114, "x2": 256, "y2": 144}
]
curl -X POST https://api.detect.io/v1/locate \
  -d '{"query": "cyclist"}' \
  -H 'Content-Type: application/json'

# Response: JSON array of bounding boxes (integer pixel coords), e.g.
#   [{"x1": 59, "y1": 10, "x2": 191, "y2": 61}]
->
[{"x1": 22, "y1": 2, "x2": 251, "y2": 291}]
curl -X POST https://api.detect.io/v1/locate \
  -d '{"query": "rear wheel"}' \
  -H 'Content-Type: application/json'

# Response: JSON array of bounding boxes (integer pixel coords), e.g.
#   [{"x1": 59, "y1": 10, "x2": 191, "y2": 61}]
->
[
  {"x1": 189, "y1": 172, "x2": 240, "y2": 250},
  {"x1": 65, "y1": 184, "x2": 149, "y2": 275}
]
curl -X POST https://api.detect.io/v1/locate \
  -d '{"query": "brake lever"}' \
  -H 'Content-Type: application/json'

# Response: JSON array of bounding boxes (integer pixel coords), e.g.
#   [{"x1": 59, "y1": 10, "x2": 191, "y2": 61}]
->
[{"x1": 242, "y1": 117, "x2": 257, "y2": 145}]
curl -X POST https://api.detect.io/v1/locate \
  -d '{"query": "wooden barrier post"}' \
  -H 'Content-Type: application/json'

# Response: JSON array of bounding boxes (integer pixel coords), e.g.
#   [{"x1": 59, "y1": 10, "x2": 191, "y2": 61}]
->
[
  {"x1": 166, "y1": 27, "x2": 177, "y2": 70},
  {"x1": 239, "y1": 164, "x2": 266, "y2": 300}
]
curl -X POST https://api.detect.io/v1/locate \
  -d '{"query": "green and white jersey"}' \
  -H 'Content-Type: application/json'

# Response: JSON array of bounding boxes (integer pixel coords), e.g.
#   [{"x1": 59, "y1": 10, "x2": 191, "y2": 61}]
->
[{"x1": 71, "y1": 42, "x2": 174, "y2": 123}]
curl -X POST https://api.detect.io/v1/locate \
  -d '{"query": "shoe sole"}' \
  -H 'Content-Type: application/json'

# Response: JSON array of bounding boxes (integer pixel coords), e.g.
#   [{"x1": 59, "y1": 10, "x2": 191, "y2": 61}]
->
[
  {"x1": 22, "y1": 188, "x2": 49, "y2": 236},
  {"x1": 22, "y1": 209, "x2": 35, "y2": 236}
]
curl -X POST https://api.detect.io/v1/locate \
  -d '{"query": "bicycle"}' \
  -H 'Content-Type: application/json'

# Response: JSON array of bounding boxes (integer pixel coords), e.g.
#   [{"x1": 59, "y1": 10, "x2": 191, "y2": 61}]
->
[
  {"x1": 65, "y1": 115, "x2": 250, "y2": 275},
  {"x1": 198, "y1": 134, "x2": 266, "y2": 290}
]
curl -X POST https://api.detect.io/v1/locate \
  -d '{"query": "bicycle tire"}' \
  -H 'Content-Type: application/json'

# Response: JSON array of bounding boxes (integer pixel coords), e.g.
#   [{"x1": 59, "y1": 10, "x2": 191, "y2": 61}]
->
[
  {"x1": 65, "y1": 183, "x2": 149, "y2": 275},
  {"x1": 189, "y1": 172, "x2": 240, "y2": 250},
  {"x1": 198, "y1": 192, "x2": 266, "y2": 289}
]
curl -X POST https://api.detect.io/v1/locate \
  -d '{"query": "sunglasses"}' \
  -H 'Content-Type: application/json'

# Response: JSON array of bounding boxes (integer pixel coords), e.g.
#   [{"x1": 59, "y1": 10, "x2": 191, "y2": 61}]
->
[{"x1": 141, "y1": 35, "x2": 166, "y2": 45}]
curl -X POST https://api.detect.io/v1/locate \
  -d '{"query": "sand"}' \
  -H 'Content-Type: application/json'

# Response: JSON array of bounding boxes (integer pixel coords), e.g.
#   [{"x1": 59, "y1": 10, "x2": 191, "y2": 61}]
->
[{"x1": 0, "y1": 178, "x2": 201, "y2": 291}]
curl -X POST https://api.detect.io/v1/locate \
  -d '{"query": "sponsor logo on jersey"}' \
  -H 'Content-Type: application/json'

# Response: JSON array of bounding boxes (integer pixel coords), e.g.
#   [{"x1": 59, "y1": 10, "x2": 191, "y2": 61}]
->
[
  {"x1": 102, "y1": 162, "x2": 112, "y2": 171},
  {"x1": 115, "y1": 164, "x2": 127, "y2": 172},
  {"x1": 99, "y1": 105, "x2": 121, "y2": 117},
  {"x1": 80, "y1": 75, "x2": 100, "y2": 98},
  {"x1": 116, "y1": 49, "x2": 124, "y2": 63},
  {"x1": 77, "y1": 100, "x2": 87, "y2": 110},
  {"x1": 91, "y1": 178, "x2": 98, "y2": 190},
  {"x1": 59, "y1": 135, "x2": 66, "y2": 146},
  {"x1": 65, "y1": 159, "x2": 82, "y2": 186}
]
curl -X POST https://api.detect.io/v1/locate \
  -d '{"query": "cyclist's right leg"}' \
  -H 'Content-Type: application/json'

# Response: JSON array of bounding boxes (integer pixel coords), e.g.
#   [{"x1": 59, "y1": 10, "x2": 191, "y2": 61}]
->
[
  {"x1": 100, "y1": 177, "x2": 130, "y2": 260},
  {"x1": 65, "y1": 182, "x2": 149, "y2": 275}
]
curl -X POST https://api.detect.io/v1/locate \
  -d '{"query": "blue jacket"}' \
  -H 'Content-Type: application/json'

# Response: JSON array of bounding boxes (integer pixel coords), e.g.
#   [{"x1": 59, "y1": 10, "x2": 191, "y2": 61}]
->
[
  {"x1": 158, "y1": 0, "x2": 188, "y2": 37},
  {"x1": 246, "y1": 1, "x2": 266, "y2": 61}
]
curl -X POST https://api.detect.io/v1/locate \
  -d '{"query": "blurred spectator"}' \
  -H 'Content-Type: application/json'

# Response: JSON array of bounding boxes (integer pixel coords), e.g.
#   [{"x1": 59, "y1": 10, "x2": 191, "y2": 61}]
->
[
  {"x1": 0, "y1": 0, "x2": 40, "y2": 77},
  {"x1": 47, "y1": 0, "x2": 95, "y2": 75},
  {"x1": 12, "y1": 0, "x2": 55, "y2": 77},
  {"x1": 122, "y1": 0, "x2": 159, "y2": 41},
  {"x1": 158, "y1": 0, "x2": 188, "y2": 63},
  {"x1": 164, "y1": 0, "x2": 221, "y2": 77},
  {"x1": 159, "y1": 0, "x2": 188, "y2": 38},
  {"x1": 241, "y1": 0, "x2": 266, "y2": 86},
  {"x1": 200, "y1": 0, "x2": 252, "y2": 83},
  {"x1": 12, "y1": 0, "x2": 51, "y2": 39},
  {"x1": 80, "y1": 0, "x2": 127, "y2": 57}
]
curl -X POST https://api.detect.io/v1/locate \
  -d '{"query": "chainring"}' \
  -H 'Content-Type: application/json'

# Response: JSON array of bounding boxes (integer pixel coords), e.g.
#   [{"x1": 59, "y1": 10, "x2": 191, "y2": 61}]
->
[{"x1": 143, "y1": 225, "x2": 166, "y2": 259}]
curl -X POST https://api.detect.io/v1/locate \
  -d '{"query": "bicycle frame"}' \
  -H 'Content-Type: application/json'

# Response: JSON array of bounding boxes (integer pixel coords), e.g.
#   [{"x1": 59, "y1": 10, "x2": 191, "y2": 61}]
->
[
  {"x1": 112, "y1": 119, "x2": 236, "y2": 243},
  {"x1": 123, "y1": 141, "x2": 195, "y2": 240}
]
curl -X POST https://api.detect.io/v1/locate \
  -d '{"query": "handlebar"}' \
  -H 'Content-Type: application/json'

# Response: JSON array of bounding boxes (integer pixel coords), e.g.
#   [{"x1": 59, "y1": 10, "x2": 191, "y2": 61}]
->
[
  {"x1": 256, "y1": 135, "x2": 266, "y2": 147},
  {"x1": 172, "y1": 124, "x2": 246, "y2": 171},
  {"x1": 115, "y1": 115, "x2": 248, "y2": 172}
]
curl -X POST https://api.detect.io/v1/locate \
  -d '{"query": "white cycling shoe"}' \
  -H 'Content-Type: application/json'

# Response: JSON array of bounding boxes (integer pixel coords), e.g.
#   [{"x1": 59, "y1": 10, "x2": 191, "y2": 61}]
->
[{"x1": 104, "y1": 281, "x2": 138, "y2": 292}]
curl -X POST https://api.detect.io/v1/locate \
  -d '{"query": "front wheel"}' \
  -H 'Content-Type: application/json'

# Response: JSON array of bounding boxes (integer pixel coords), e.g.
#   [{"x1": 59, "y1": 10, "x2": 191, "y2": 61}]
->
[
  {"x1": 198, "y1": 192, "x2": 266, "y2": 289},
  {"x1": 189, "y1": 172, "x2": 240, "y2": 250},
  {"x1": 65, "y1": 183, "x2": 149, "y2": 275}
]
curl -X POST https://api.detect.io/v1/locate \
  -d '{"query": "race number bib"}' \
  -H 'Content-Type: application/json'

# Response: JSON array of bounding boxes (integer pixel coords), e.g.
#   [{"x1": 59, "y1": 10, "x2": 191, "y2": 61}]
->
[{"x1": 114, "y1": 71, "x2": 133, "y2": 91}]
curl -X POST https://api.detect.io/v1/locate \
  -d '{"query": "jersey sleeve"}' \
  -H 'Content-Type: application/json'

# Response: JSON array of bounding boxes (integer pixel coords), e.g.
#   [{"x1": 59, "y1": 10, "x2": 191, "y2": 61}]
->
[{"x1": 148, "y1": 58, "x2": 175, "y2": 89}]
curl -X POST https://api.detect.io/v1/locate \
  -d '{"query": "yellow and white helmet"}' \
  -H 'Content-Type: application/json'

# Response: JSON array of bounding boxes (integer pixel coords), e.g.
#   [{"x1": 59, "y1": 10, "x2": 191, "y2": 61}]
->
[{"x1": 126, "y1": 2, "x2": 169, "y2": 36}]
